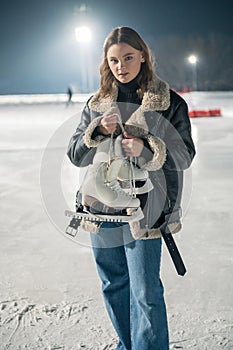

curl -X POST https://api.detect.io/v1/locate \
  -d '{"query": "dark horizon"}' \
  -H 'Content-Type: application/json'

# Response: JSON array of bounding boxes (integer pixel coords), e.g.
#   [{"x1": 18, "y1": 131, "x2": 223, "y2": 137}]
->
[{"x1": 1, "y1": 0, "x2": 232, "y2": 94}]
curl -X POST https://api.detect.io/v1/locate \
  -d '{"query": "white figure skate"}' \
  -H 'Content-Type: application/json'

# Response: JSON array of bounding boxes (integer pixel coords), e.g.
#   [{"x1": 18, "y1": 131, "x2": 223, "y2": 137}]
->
[
  {"x1": 114, "y1": 135, "x2": 154, "y2": 195},
  {"x1": 65, "y1": 155, "x2": 144, "y2": 237},
  {"x1": 81, "y1": 161, "x2": 140, "y2": 209},
  {"x1": 93, "y1": 135, "x2": 153, "y2": 193},
  {"x1": 65, "y1": 131, "x2": 153, "y2": 237}
]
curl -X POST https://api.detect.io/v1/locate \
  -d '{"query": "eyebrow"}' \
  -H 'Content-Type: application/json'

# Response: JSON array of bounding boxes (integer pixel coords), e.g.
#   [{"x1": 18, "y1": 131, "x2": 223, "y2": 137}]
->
[
  {"x1": 109, "y1": 52, "x2": 135, "y2": 59},
  {"x1": 123, "y1": 52, "x2": 135, "y2": 57}
]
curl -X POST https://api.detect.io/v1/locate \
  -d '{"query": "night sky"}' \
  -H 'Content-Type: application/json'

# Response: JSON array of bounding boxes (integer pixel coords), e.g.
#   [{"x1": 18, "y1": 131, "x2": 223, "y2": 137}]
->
[{"x1": 0, "y1": 0, "x2": 232, "y2": 94}]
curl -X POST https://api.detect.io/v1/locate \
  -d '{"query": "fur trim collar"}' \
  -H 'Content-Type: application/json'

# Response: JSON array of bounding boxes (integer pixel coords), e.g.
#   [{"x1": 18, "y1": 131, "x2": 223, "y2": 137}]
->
[
  {"x1": 83, "y1": 76, "x2": 168, "y2": 171},
  {"x1": 88, "y1": 75, "x2": 170, "y2": 112}
]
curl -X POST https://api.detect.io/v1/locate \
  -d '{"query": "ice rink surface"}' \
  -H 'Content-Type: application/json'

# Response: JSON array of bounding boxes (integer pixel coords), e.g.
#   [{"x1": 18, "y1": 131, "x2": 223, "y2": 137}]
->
[{"x1": 0, "y1": 91, "x2": 232, "y2": 349}]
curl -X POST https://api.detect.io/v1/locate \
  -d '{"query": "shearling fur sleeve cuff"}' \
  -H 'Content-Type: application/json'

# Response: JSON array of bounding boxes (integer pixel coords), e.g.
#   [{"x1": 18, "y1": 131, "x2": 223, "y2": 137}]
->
[
  {"x1": 144, "y1": 221, "x2": 182, "y2": 239},
  {"x1": 83, "y1": 116, "x2": 107, "y2": 148},
  {"x1": 141, "y1": 134, "x2": 167, "y2": 171},
  {"x1": 127, "y1": 218, "x2": 182, "y2": 240}
]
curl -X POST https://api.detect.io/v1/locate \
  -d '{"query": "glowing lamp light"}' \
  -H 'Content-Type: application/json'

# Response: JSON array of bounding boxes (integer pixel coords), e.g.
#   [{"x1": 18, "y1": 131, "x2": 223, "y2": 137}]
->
[
  {"x1": 75, "y1": 26, "x2": 92, "y2": 43},
  {"x1": 188, "y1": 55, "x2": 197, "y2": 64},
  {"x1": 187, "y1": 54, "x2": 198, "y2": 90}
]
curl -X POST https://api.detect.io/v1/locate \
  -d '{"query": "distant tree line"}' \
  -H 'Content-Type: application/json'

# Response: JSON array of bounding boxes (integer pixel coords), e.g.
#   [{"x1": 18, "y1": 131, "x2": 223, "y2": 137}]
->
[{"x1": 148, "y1": 33, "x2": 233, "y2": 91}]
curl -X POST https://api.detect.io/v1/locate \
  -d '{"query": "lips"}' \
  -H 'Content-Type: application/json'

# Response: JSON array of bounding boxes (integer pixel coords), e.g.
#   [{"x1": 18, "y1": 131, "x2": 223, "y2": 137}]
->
[{"x1": 118, "y1": 73, "x2": 128, "y2": 77}]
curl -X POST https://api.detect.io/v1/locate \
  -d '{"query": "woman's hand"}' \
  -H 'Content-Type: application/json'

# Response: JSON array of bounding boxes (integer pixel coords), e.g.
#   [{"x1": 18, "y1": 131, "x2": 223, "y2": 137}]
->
[
  {"x1": 98, "y1": 114, "x2": 119, "y2": 135},
  {"x1": 122, "y1": 132, "x2": 144, "y2": 157}
]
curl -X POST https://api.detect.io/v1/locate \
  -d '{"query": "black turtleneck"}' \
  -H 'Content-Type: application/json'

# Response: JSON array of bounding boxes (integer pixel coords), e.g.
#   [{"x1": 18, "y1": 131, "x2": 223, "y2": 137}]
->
[
  {"x1": 116, "y1": 76, "x2": 141, "y2": 104},
  {"x1": 116, "y1": 76, "x2": 142, "y2": 123}
]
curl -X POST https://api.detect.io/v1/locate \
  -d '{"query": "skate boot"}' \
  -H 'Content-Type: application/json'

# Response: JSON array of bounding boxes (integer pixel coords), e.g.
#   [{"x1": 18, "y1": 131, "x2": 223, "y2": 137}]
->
[
  {"x1": 92, "y1": 138, "x2": 112, "y2": 164},
  {"x1": 114, "y1": 135, "x2": 154, "y2": 194},
  {"x1": 64, "y1": 135, "x2": 145, "y2": 236},
  {"x1": 81, "y1": 162, "x2": 140, "y2": 210},
  {"x1": 114, "y1": 134, "x2": 148, "y2": 181}
]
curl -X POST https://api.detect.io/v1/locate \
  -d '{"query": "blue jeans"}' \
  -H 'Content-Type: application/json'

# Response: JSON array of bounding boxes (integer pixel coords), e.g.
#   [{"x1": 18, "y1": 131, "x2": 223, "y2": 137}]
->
[{"x1": 91, "y1": 223, "x2": 169, "y2": 350}]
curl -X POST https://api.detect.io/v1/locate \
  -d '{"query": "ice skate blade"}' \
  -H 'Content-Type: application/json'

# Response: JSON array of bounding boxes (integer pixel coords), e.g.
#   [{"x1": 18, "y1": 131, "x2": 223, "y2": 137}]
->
[
  {"x1": 83, "y1": 195, "x2": 140, "y2": 209},
  {"x1": 65, "y1": 207, "x2": 144, "y2": 223},
  {"x1": 84, "y1": 205, "x2": 127, "y2": 215}
]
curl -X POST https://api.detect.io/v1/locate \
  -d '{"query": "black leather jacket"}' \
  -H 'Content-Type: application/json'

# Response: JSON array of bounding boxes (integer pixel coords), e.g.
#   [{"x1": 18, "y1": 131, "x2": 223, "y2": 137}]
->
[{"x1": 67, "y1": 86, "x2": 196, "y2": 238}]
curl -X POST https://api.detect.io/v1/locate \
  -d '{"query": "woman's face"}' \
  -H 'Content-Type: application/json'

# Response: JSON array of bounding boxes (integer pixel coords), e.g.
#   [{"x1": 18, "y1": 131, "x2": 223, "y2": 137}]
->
[{"x1": 107, "y1": 43, "x2": 144, "y2": 83}]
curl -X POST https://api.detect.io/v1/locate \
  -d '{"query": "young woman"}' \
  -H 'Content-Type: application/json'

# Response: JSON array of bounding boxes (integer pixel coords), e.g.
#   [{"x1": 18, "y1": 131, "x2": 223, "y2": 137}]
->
[{"x1": 67, "y1": 26, "x2": 196, "y2": 350}]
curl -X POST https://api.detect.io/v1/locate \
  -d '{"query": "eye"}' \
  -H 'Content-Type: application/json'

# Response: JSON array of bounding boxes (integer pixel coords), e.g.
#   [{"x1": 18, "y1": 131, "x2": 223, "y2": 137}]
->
[
  {"x1": 110, "y1": 58, "x2": 118, "y2": 63},
  {"x1": 125, "y1": 55, "x2": 133, "y2": 61}
]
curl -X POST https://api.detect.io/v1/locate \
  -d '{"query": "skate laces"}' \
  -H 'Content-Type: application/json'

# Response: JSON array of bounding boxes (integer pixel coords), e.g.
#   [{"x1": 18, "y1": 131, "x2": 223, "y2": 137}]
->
[
  {"x1": 108, "y1": 113, "x2": 137, "y2": 198},
  {"x1": 108, "y1": 114, "x2": 125, "y2": 165},
  {"x1": 129, "y1": 157, "x2": 137, "y2": 198},
  {"x1": 116, "y1": 114, "x2": 137, "y2": 197},
  {"x1": 107, "y1": 179, "x2": 131, "y2": 198}
]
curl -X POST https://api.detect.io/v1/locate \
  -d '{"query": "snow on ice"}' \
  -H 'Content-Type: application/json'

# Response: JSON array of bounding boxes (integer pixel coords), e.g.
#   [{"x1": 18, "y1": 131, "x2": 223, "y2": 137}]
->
[{"x1": 0, "y1": 92, "x2": 233, "y2": 349}]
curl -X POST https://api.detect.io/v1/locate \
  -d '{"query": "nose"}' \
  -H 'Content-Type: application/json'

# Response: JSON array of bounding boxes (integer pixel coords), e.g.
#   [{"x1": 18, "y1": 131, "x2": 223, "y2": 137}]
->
[{"x1": 117, "y1": 60, "x2": 126, "y2": 70}]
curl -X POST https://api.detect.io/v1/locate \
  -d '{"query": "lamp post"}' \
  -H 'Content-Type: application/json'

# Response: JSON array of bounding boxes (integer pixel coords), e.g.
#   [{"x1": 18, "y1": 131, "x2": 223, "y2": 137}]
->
[
  {"x1": 75, "y1": 26, "x2": 93, "y2": 92},
  {"x1": 75, "y1": 26, "x2": 92, "y2": 43},
  {"x1": 188, "y1": 55, "x2": 198, "y2": 91}
]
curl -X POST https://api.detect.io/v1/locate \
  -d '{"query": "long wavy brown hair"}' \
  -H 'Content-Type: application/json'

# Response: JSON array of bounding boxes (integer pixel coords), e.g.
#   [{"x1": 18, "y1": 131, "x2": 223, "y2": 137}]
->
[{"x1": 98, "y1": 27, "x2": 155, "y2": 99}]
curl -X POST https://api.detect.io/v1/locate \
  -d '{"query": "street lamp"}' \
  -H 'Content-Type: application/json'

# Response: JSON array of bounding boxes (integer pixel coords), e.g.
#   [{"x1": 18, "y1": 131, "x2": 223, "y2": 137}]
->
[
  {"x1": 75, "y1": 26, "x2": 92, "y2": 43},
  {"x1": 75, "y1": 26, "x2": 93, "y2": 92},
  {"x1": 188, "y1": 54, "x2": 198, "y2": 91}
]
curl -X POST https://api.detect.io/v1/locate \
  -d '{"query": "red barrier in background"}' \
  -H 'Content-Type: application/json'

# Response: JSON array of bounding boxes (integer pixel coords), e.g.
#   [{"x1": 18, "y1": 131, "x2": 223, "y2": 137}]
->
[{"x1": 189, "y1": 109, "x2": 222, "y2": 118}]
